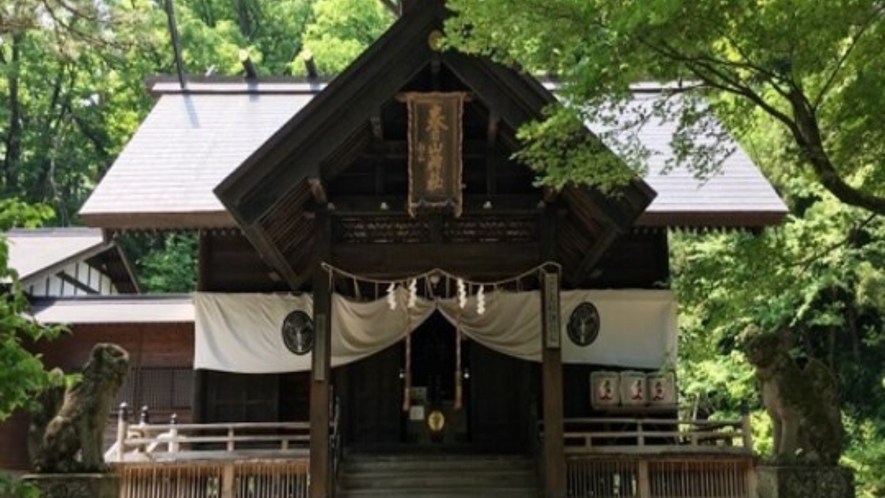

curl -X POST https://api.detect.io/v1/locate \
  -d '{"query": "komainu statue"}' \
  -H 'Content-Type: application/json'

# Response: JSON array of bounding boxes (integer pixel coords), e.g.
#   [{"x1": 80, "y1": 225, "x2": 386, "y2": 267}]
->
[
  {"x1": 743, "y1": 326, "x2": 843, "y2": 465},
  {"x1": 30, "y1": 343, "x2": 130, "y2": 473}
]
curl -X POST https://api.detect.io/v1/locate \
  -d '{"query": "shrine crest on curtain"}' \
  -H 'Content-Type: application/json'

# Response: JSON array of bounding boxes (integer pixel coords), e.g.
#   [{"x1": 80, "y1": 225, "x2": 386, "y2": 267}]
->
[{"x1": 403, "y1": 92, "x2": 467, "y2": 217}]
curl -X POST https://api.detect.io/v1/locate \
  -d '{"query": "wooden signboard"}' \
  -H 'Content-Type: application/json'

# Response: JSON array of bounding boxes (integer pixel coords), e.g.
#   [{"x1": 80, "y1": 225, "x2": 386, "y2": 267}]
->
[
  {"x1": 402, "y1": 92, "x2": 467, "y2": 217},
  {"x1": 542, "y1": 271, "x2": 561, "y2": 349}
]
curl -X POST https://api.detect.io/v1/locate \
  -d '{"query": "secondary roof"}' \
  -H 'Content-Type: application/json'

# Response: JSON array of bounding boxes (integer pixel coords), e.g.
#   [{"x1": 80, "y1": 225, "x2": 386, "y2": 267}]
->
[{"x1": 5, "y1": 227, "x2": 139, "y2": 293}]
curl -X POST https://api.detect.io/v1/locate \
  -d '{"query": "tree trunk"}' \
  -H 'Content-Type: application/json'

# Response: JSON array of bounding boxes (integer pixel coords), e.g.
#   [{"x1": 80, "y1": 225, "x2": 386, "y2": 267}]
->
[{"x1": 3, "y1": 33, "x2": 24, "y2": 194}]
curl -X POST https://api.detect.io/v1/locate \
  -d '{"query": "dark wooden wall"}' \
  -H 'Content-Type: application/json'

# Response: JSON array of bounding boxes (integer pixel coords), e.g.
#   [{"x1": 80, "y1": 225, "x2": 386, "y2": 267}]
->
[
  {"x1": 589, "y1": 231, "x2": 670, "y2": 289},
  {"x1": 199, "y1": 230, "x2": 291, "y2": 292},
  {"x1": 200, "y1": 371, "x2": 310, "y2": 423},
  {"x1": 34, "y1": 322, "x2": 194, "y2": 370}
]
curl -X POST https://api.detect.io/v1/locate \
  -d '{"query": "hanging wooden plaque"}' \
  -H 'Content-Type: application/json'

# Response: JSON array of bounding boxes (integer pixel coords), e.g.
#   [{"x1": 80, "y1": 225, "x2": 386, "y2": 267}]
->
[{"x1": 403, "y1": 92, "x2": 466, "y2": 217}]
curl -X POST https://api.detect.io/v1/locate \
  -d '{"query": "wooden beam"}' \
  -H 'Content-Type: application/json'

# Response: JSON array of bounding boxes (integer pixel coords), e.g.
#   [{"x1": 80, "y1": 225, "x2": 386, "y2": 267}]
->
[
  {"x1": 330, "y1": 194, "x2": 543, "y2": 215},
  {"x1": 441, "y1": 51, "x2": 549, "y2": 132},
  {"x1": 370, "y1": 113, "x2": 384, "y2": 140},
  {"x1": 309, "y1": 207, "x2": 332, "y2": 498},
  {"x1": 575, "y1": 230, "x2": 620, "y2": 280},
  {"x1": 242, "y1": 223, "x2": 301, "y2": 290},
  {"x1": 377, "y1": 0, "x2": 399, "y2": 16},
  {"x1": 540, "y1": 268, "x2": 565, "y2": 498},
  {"x1": 55, "y1": 271, "x2": 100, "y2": 295},
  {"x1": 332, "y1": 243, "x2": 540, "y2": 279},
  {"x1": 308, "y1": 178, "x2": 328, "y2": 205},
  {"x1": 486, "y1": 112, "x2": 499, "y2": 195}
]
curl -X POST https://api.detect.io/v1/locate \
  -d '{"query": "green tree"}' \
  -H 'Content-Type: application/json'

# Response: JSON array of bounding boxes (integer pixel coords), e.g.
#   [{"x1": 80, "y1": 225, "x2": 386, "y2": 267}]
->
[
  {"x1": 446, "y1": 0, "x2": 885, "y2": 215},
  {"x1": 0, "y1": 199, "x2": 61, "y2": 496},
  {"x1": 670, "y1": 118, "x2": 885, "y2": 495},
  {"x1": 291, "y1": 0, "x2": 394, "y2": 76}
]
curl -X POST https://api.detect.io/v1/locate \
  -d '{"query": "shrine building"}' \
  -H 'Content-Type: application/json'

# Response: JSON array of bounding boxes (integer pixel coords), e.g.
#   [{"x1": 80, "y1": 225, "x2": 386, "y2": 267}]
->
[{"x1": 1, "y1": 3, "x2": 786, "y2": 498}]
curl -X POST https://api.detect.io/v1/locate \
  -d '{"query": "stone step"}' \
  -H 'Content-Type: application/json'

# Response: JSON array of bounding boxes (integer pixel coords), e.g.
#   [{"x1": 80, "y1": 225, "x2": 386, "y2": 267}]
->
[
  {"x1": 339, "y1": 469, "x2": 537, "y2": 489},
  {"x1": 337, "y1": 453, "x2": 539, "y2": 498},
  {"x1": 341, "y1": 455, "x2": 535, "y2": 473},
  {"x1": 337, "y1": 487, "x2": 539, "y2": 498}
]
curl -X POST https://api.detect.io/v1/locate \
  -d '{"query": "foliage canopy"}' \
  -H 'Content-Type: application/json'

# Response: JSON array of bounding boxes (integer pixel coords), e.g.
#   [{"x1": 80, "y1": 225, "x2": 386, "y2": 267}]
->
[{"x1": 447, "y1": 0, "x2": 885, "y2": 214}]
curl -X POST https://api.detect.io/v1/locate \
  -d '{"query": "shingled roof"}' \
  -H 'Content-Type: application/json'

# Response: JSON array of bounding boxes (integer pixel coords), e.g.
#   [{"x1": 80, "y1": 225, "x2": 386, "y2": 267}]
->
[{"x1": 79, "y1": 79, "x2": 785, "y2": 229}]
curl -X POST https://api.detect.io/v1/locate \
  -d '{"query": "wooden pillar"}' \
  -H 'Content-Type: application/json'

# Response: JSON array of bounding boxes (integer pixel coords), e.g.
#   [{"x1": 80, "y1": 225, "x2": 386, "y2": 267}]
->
[
  {"x1": 541, "y1": 267, "x2": 565, "y2": 498},
  {"x1": 310, "y1": 207, "x2": 333, "y2": 498},
  {"x1": 194, "y1": 231, "x2": 210, "y2": 423}
]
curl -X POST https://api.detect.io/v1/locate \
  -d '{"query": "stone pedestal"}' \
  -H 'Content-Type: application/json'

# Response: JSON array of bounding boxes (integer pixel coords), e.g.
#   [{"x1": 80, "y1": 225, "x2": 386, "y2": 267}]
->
[
  {"x1": 23, "y1": 473, "x2": 119, "y2": 498},
  {"x1": 757, "y1": 465, "x2": 855, "y2": 498}
]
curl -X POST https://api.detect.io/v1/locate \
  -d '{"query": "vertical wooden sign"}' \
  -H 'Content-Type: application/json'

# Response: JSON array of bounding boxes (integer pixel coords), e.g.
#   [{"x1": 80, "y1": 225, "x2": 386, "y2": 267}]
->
[
  {"x1": 542, "y1": 271, "x2": 561, "y2": 349},
  {"x1": 402, "y1": 92, "x2": 466, "y2": 217}
]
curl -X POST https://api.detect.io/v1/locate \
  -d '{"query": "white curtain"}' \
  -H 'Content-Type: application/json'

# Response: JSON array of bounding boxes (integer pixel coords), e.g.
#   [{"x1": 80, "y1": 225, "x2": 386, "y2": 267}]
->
[
  {"x1": 194, "y1": 290, "x2": 676, "y2": 373},
  {"x1": 436, "y1": 291, "x2": 542, "y2": 362},
  {"x1": 561, "y1": 290, "x2": 678, "y2": 369}
]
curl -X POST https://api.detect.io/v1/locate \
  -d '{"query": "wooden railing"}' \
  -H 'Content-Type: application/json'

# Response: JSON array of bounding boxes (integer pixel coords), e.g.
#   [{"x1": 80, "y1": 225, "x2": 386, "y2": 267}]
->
[
  {"x1": 115, "y1": 460, "x2": 309, "y2": 498},
  {"x1": 107, "y1": 403, "x2": 335, "y2": 498},
  {"x1": 562, "y1": 416, "x2": 753, "y2": 454},
  {"x1": 561, "y1": 416, "x2": 756, "y2": 498},
  {"x1": 107, "y1": 403, "x2": 340, "y2": 462},
  {"x1": 566, "y1": 455, "x2": 755, "y2": 498}
]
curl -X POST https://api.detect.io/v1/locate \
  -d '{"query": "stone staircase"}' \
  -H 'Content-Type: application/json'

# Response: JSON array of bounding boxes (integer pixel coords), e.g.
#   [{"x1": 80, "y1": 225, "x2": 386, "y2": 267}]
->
[{"x1": 336, "y1": 453, "x2": 539, "y2": 498}]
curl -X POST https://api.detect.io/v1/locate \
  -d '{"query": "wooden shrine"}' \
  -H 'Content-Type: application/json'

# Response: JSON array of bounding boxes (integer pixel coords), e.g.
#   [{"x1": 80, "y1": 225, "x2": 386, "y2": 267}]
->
[{"x1": 0, "y1": 2, "x2": 788, "y2": 498}]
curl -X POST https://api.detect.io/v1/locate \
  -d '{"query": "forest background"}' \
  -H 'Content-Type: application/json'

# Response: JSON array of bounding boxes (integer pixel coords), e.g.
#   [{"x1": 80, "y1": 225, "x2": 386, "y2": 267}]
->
[{"x1": 0, "y1": 0, "x2": 883, "y2": 495}]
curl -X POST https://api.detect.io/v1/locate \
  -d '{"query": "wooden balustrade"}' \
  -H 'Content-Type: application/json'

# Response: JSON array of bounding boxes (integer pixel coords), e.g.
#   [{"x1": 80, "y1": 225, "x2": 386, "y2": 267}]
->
[
  {"x1": 111, "y1": 420, "x2": 313, "y2": 461},
  {"x1": 110, "y1": 404, "x2": 326, "y2": 462},
  {"x1": 562, "y1": 417, "x2": 753, "y2": 455},
  {"x1": 109, "y1": 403, "x2": 338, "y2": 498},
  {"x1": 115, "y1": 460, "x2": 309, "y2": 498},
  {"x1": 566, "y1": 455, "x2": 756, "y2": 498}
]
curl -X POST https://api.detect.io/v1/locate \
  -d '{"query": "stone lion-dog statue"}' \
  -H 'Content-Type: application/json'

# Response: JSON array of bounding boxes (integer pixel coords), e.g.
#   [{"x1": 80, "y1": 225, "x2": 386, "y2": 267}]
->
[
  {"x1": 742, "y1": 326, "x2": 843, "y2": 465},
  {"x1": 30, "y1": 343, "x2": 130, "y2": 473}
]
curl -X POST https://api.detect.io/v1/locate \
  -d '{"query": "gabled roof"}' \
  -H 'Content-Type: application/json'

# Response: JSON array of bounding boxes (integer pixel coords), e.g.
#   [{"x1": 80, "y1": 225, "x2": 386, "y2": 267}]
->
[
  {"x1": 4, "y1": 228, "x2": 139, "y2": 293},
  {"x1": 79, "y1": 80, "x2": 785, "y2": 229},
  {"x1": 80, "y1": 84, "x2": 318, "y2": 229},
  {"x1": 207, "y1": 3, "x2": 657, "y2": 288}
]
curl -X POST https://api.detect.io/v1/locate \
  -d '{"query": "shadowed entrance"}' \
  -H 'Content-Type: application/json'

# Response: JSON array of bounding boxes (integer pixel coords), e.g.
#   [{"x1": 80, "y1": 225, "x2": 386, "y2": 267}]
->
[{"x1": 339, "y1": 312, "x2": 535, "y2": 453}]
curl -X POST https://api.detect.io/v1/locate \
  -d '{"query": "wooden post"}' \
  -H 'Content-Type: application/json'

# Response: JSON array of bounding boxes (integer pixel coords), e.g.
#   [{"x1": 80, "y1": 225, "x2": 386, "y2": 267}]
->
[
  {"x1": 115, "y1": 402, "x2": 129, "y2": 462},
  {"x1": 740, "y1": 402, "x2": 754, "y2": 451},
  {"x1": 637, "y1": 460, "x2": 651, "y2": 498},
  {"x1": 541, "y1": 268, "x2": 565, "y2": 498},
  {"x1": 745, "y1": 459, "x2": 758, "y2": 498},
  {"x1": 221, "y1": 463, "x2": 235, "y2": 498},
  {"x1": 169, "y1": 414, "x2": 179, "y2": 453},
  {"x1": 310, "y1": 207, "x2": 333, "y2": 498}
]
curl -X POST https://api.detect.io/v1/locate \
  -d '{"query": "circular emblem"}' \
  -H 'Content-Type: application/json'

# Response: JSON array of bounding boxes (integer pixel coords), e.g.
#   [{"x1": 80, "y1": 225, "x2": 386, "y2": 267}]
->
[
  {"x1": 427, "y1": 30, "x2": 444, "y2": 51},
  {"x1": 567, "y1": 302, "x2": 600, "y2": 347},
  {"x1": 281, "y1": 311, "x2": 314, "y2": 355},
  {"x1": 427, "y1": 410, "x2": 446, "y2": 433}
]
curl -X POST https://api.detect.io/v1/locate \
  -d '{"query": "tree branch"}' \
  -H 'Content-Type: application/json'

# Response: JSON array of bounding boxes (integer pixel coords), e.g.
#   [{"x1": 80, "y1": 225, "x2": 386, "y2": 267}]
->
[{"x1": 812, "y1": 4, "x2": 885, "y2": 111}]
